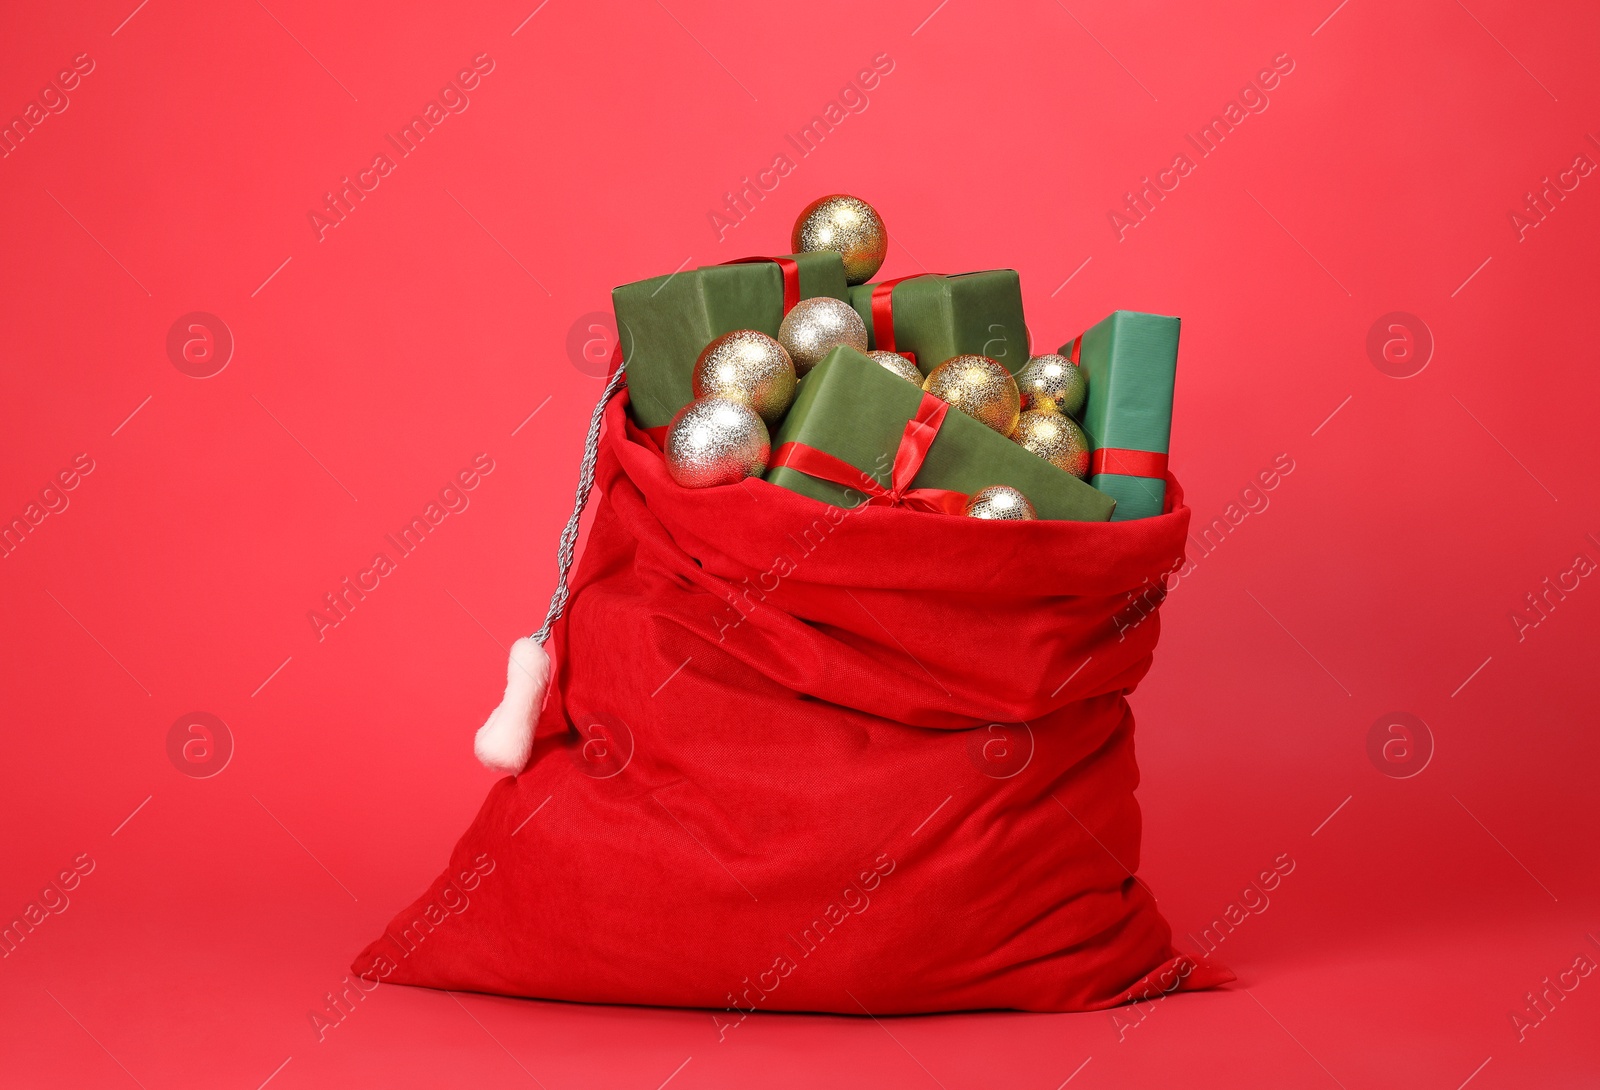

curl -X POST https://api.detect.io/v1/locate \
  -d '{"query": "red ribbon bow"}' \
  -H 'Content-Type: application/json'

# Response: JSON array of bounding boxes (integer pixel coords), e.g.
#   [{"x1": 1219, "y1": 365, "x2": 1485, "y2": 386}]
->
[{"x1": 772, "y1": 393, "x2": 967, "y2": 514}]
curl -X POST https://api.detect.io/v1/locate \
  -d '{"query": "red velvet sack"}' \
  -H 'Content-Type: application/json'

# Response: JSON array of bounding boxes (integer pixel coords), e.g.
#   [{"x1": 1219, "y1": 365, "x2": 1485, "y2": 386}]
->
[{"x1": 355, "y1": 391, "x2": 1232, "y2": 1015}]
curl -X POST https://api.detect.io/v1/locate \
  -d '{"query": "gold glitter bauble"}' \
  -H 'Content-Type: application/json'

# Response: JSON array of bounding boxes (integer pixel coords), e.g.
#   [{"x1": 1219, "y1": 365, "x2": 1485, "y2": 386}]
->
[
  {"x1": 791, "y1": 194, "x2": 888, "y2": 286},
  {"x1": 692, "y1": 330, "x2": 797, "y2": 424},
  {"x1": 867, "y1": 350, "x2": 923, "y2": 385},
  {"x1": 1012, "y1": 409, "x2": 1090, "y2": 478},
  {"x1": 922, "y1": 355, "x2": 1020, "y2": 435},
  {"x1": 664, "y1": 397, "x2": 770, "y2": 488},
  {"x1": 963, "y1": 485, "x2": 1037, "y2": 520},
  {"x1": 777, "y1": 296, "x2": 868, "y2": 376},
  {"x1": 1016, "y1": 353, "x2": 1088, "y2": 418}
]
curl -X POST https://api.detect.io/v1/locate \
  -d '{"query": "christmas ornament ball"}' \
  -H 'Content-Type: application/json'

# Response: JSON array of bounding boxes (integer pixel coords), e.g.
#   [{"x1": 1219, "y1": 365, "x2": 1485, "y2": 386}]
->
[
  {"x1": 777, "y1": 296, "x2": 868, "y2": 375},
  {"x1": 963, "y1": 485, "x2": 1037, "y2": 521},
  {"x1": 1012, "y1": 409, "x2": 1090, "y2": 478},
  {"x1": 867, "y1": 350, "x2": 923, "y2": 385},
  {"x1": 1016, "y1": 353, "x2": 1088, "y2": 417},
  {"x1": 922, "y1": 355, "x2": 1021, "y2": 435},
  {"x1": 664, "y1": 397, "x2": 770, "y2": 488},
  {"x1": 692, "y1": 330, "x2": 796, "y2": 424},
  {"x1": 791, "y1": 194, "x2": 888, "y2": 285}
]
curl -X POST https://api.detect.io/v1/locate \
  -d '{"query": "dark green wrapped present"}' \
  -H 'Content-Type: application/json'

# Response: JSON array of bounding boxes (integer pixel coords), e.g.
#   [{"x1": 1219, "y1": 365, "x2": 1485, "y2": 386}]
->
[
  {"x1": 847, "y1": 271, "x2": 1029, "y2": 375},
  {"x1": 613, "y1": 253, "x2": 849, "y2": 429},
  {"x1": 765, "y1": 345, "x2": 1115, "y2": 522},
  {"x1": 1060, "y1": 311, "x2": 1180, "y2": 521}
]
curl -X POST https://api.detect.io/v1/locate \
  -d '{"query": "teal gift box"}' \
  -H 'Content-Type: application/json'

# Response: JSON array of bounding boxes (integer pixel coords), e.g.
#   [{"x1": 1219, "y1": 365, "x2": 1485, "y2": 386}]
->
[{"x1": 1060, "y1": 310, "x2": 1180, "y2": 521}]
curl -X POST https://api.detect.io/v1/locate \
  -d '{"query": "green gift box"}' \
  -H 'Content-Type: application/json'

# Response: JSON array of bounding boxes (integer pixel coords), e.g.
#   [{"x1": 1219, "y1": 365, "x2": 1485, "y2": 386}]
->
[
  {"x1": 847, "y1": 271, "x2": 1030, "y2": 375},
  {"x1": 1060, "y1": 310, "x2": 1180, "y2": 521},
  {"x1": 613, "y1": 253, "x2": 849, "y2": 429},
  {"x1": 765, "y1": 345, "x2": 1115, "y2": 522}
]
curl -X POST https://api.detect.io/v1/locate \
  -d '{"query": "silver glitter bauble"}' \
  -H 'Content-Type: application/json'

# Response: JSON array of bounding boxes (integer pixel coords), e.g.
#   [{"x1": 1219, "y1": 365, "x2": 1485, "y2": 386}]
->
[
  {"x1": 867, "y1": 350, "x2": 923, "y2": 385},
  {"x1": 777, "y1": 296, "x2": 868, "y2": 376},
  {"x1": 692, "y1": 330, "x2": 796, "y2": 424},
  {"x1": 664, "y1": 397, "x2": 770, "y2": 488},
  {"x1": 963, "y1": 485, "x2": 1037, "y2": 520},
  {"x1": 1016, "y1": 353, "x2": 1088, "y2": 418}
]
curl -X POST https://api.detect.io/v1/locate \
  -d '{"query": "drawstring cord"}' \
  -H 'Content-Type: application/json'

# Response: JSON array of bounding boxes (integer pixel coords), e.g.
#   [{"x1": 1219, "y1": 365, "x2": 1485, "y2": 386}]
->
[{"x1": 531, "y1": 356, "x2": 628, "y2": 643}]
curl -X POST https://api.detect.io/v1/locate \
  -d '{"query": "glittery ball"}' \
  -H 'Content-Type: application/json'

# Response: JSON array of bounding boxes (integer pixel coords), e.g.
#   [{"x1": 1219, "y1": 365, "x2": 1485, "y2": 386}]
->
[
  {"x1": 867, "y1": 350, "x2": 923, "y2": 385},
  {"x1": 692, "y1": 330, "x2": 796, "y2": 424},
  {"x1": 791, "y1": 195, "x2": 888, "y2": 286},
  {"x1": 1016, "y1": 353, "x2": 1088, "y2": 418},
  {"x1": 664, "y1": 397, "x2": 770, "y2": 488},
  {"x1": 963, "y1": 485, "x2": 1037, "y2": 520},
  {"x1": 922, "y1": 355, "x2": 1021, "y2": 435},
  {"x1": 777, "y1": 296, "x2": 868, "y2": 376},
  {"x1": 1012, "y1": 409, "x2": 1090, "y2": 478}
]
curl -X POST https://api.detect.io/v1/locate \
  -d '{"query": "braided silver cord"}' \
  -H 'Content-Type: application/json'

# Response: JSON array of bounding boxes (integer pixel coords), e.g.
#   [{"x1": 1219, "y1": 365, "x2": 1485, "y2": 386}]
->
[{"x1": 532, "y1": 362, "x2": 628, "y2": 643}]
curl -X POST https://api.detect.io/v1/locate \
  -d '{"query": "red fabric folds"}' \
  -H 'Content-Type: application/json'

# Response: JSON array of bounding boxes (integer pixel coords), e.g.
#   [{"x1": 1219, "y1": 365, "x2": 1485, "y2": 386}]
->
[{"x1": 355, "y1": 389, "x2": 1231, "y2": 1014}]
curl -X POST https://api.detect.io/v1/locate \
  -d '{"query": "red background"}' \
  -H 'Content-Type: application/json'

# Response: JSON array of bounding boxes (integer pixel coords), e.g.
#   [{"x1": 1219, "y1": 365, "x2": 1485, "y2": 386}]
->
[{"x1": 3, "y1": 0, "x2": 1598, "y2": 1086}]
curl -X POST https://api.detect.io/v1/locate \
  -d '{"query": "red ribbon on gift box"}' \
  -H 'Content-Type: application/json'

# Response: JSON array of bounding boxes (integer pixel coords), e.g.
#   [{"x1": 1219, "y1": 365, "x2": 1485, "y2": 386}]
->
[
  {"x1": 1057, "y1": 336, "x2": 1168, "y2": 483},
  {"x1": 722, "y1": 255, "x2": 802, "y2": 314},
  {"x1": 771, "y1": 392, "x2": 967, "y2": 514},
  {"x1": 1090, "y1": 447, "x2": 1169, "y2": 480},
  {"x1": 869, "y1": 274, "x2": 944, "y2": 367}
]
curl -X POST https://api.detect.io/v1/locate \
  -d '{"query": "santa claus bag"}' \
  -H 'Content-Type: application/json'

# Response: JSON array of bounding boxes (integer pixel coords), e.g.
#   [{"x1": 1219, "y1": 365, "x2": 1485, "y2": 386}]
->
[{"x1": 354, "y1": 389, "x2": 1231, "y2": 1015}]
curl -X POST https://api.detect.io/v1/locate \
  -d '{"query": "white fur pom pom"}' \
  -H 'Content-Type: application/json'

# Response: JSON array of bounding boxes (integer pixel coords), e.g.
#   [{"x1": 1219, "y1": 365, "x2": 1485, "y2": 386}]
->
[{"x1": 473, "y1": 636, "x2": 549, "y2": 774}]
